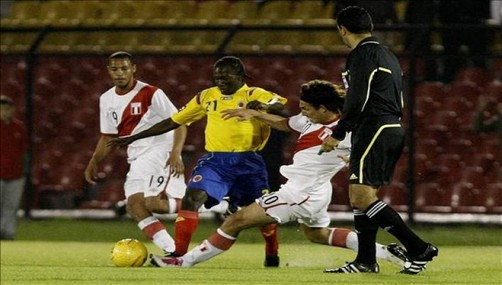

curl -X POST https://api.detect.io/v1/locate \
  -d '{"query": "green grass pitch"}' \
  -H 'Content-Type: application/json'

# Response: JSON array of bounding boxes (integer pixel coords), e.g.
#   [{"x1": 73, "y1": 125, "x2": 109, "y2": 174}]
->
[{"x1": 1, "y1": 218, "x2": 501, "y2": 285}]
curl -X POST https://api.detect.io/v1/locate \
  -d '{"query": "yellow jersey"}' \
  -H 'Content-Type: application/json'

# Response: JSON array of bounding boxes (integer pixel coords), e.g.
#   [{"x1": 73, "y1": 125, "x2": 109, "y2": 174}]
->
[{"x1": 172, "y1": 84, "x2": 287, "y2": 152}]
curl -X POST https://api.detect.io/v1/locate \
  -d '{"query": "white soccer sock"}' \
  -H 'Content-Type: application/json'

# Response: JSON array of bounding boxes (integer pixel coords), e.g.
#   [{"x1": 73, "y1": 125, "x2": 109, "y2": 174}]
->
[
  {"x1": 138, "y1": 216, "x2": 175, "y2": 253},
  {"x1": 181, "y1": 239, "x2": 224, "y2": 267},
  {"x1": 345, "y1": 231, "x2": 359, "y2": 251},
  {"x1": 345, "y1": 230, "x2": 396, "y2": 263},
  {"x1": 182, "y1": 228, "x2": 235, "y2": 266}
]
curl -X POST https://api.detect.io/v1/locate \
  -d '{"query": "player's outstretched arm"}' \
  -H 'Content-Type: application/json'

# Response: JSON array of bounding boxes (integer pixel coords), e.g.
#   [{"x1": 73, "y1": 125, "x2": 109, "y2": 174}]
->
[
  {"x1": 107, "y1": 118, "x2": 181, "y2": 149},
  {"x1": 221, "y1": 109, "x2": 290, "y2": 132}
]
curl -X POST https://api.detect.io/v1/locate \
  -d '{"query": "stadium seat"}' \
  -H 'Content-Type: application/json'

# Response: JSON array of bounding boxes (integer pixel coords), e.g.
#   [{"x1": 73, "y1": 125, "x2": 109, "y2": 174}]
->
[
  {"x1": 428, "y1": 110, "x2": 458, "y2": 131},
  {"x1": 95, "y1": 178, "x2": 126, "y2": 203},
  {"x1": 0, "y1": 1, "x2": 42, "y2": 27},
  {"x1": 450, "y1": 181, "x2": 487, "y2": 213},
  {"x1": 453, "y1": 67, "x2": 489, "y2": 88},
  {"x1": 415, "y1": 182, "x2": 452, "y2": 213},
  {"x1": 227, "y1": 1, "x2": 260, "y2": 24},
  {"x1": 0, "y1": 32, "x2": 38, "y2": 53},
  {"x1": 155, "y1": 0, "x2": 198, "y2": 25},
  {"x1": 115, "y1": 1, "x2": 166, "y2": 26},
  {"x1": 484, "y1": 81, "x2": 502, "y2": 100},
  {"x1": 413, "y1": 81, "x2": 446, "y2": 100},
  {"x1": 290, "y1": 1, "x2": 334, "y2": 25},
  {"x1": 485, "y1": 183, "x2": 502, "y2": 214},
  {"x1": 457, "y1": 166, "x2": 487, "y2": 189},
  {"x1": 442, "y1": 96, "x2": 473, "y2": 116},
  {"x1": 254, "y1": 1, "x2": 296, "y2": 25},
  {"x1": 36, "y1": 0, "x2": 73, "y2": 27},
  {"x1": 193, "y1": 0, "x2": 235, "y2": 25},
  {"x1": 380, "y1": 182, "x2": 408, "y2": 211},
  {"x1": 73, "y1": 1, "x2": 107, "y2": 26},
  {"x1": 445, "y1": 81, "x2": 483, "y2": 106}
]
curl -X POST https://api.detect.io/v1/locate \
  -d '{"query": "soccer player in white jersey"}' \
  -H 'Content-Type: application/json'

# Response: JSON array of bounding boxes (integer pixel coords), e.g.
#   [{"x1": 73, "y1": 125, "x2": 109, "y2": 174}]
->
[
  {"x1": 84, "y1": 51, "x2": 188, "y2": 254},
  {"x1": 149, "y1": 80, "x2": 407, "y2": 268}
]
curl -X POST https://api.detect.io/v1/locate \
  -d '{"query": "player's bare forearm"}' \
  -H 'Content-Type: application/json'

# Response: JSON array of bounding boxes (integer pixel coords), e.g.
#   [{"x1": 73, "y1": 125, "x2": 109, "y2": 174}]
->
[
  {"x1": 221, "y1": 109, "x2": 289, "y2": 132},
  {"x1": 253, "y1": 111, "x2": 290, "y2": 132},
  {"x1": 107, "y1": 118, "x2": 181, "y2": 148},
  {"x1": 85, "y1": 134, "x2": 115, "y2": 184},
  {"x1": 172, "y1": 124, "x2": 187, "y2": 157},
  {"x1": 91, "y1": 135, "x2": 115, "y2": 164}
]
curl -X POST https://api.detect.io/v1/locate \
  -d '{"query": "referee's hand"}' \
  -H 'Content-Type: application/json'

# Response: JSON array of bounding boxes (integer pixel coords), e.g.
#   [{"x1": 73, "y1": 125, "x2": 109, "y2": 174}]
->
[{"x1": 319, "y1": 136, "x2": 339, "y2": 155}]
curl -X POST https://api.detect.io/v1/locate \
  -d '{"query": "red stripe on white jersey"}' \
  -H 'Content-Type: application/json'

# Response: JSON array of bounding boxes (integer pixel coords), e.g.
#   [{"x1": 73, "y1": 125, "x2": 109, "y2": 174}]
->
[
  {"x1": 294, "y1": 127, "x2": 332, "y2": 153},
  {"x1": 117, "y1": 85, "x2": 158, "y2": 136}
]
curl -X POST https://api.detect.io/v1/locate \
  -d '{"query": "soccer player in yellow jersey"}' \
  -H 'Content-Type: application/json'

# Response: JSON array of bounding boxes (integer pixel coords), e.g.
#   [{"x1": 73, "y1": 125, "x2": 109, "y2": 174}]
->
[{"x1": 108, "y1": 56, "x2": 287, "y2": 267}]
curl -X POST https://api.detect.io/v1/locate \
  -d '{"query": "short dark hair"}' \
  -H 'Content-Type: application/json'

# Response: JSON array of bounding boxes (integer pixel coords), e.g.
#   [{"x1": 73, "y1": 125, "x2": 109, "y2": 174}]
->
[
  {"x1": 108, "y1": 51, "x2": 134, "y2": 64},
  {"x1": 214, "y1": 56, "x2": 251, "y2": 78},
  {"x1": 336, "y1": 6, "x2": 373, "y2": 34},
  {"x1": 300, "y1": 80, "x2": 345, "y2": 113}
]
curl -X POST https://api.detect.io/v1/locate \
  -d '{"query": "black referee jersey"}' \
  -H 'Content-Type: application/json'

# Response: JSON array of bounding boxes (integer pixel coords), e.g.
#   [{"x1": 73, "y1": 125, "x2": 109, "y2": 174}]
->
[{"x1": 331, "y1": 36, "x2": 404, "y2": 141}]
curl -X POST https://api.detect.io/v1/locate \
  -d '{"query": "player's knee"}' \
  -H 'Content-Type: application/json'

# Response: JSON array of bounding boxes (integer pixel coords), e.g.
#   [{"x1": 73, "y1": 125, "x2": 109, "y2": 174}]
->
[
  {"x1": 144, "y1": 197, "x2": 165, "y2": 213},
  {"x1": 302, "y1": 226, "x2": 325, "y2": 244},
  {"x1": 181, "y1": 188, "x2": 208, "y2": 210},
  {"x1": 221, "y1": 211, "x2": 247, "y2": 233}
]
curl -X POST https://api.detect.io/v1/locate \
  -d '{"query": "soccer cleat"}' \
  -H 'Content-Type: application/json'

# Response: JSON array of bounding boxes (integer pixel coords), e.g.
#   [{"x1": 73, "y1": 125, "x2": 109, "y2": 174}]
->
[
  {"x1": 163, "y1": 251, "x2": 181, "y2": 258},
  {"x1": 150, "y1": 254, "x2": 184, "y2": 268},
  {"x1": 400, "y1": 243, "x2": 439, "y2": 275},
  {"x1": 264, "y1": 255, "x2": 280, "y2": 267},
  {"x1": 386, "y1": 243, "x2": 409, "y2": 266},
  {"x1": 114, "y1": 199, "x2": 127, "y2": 218},
  {"x1": 324, "y1": 262, "x2": 380, "y2": 273}
]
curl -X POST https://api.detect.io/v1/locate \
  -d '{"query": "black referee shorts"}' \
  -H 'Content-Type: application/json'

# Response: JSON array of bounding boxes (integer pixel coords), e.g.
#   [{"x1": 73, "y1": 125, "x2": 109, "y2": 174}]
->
[{"x1": 348, "y1": 118, "x2": 405, "y2": 187}]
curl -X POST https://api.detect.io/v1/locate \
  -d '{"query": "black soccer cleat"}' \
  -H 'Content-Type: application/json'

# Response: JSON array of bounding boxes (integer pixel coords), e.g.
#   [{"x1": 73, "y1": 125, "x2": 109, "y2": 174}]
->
[
  {"x1": 264, "y1": 255, "x2": 280, "y2": 267},
  {"x1": 400, "y1": 243, "x2": 439, "y2": 274},
  {"x1": 386, "y1": 243, "x2": 409, "y2": 265},
  {"x1": 324, "y1": 262, "x2": 380, "y2": 273},
  {"x1": 114, "y1": 199, "x2": 127, "y2": 218}
]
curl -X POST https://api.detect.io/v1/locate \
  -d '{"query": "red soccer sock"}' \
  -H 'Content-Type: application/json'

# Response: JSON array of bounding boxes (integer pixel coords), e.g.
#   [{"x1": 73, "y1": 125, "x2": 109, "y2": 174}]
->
[
  {"x1": 329, "y1": 227, "x2": 351, "y2": 248},
  {"x1": 140, "y1": 217, "x2": 166, "y2": 240},
  {"x1": 174, "y1": 210, "x2": 199, "y2": 255},
  {"x1": 207, "y1": 229, "x2": 236, "y2": 251},
  {"x1": 259, "y1": 223, "x2": 279, "y2": 256}
]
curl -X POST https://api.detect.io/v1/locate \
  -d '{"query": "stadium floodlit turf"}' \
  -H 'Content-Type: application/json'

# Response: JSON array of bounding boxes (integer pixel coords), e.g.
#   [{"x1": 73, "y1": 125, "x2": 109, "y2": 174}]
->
[{"x1": 1, "y1": 219, "x2": 501, "y2": 285}]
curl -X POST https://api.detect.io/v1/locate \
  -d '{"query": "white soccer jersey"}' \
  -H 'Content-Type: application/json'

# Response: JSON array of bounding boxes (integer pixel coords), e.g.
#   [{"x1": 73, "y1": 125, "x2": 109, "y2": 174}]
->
[
  {"x1": 284, "y1": 113, "x2": 351, "y2": 188},
  {"x1": 256, "y1": 113, "x2": 351, "y2": 227},
  {"x1": 99, "y1": 80, "x2": 178, "y2": 160}
]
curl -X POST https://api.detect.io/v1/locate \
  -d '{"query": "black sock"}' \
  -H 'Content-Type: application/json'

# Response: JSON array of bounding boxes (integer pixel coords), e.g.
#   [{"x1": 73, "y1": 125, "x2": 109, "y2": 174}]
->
[
  {"x1": 353, "y1": 208, "x2": 378, "y2": 264},
  {"x1": 365, "y1": 200, "x2": 427, "y2": 257}
]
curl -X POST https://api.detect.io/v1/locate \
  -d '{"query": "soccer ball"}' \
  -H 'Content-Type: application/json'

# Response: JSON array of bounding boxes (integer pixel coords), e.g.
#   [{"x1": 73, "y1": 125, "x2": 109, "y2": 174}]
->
[{"x1": 110, "y1": 238, "x2": 148, "y2": 267}]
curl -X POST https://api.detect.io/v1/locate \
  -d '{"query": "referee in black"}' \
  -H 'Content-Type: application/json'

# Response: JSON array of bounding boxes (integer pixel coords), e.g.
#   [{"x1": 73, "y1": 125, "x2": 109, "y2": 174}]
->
[{"x1": 320, "y1": 6, "x2": 438, "y2": 274}]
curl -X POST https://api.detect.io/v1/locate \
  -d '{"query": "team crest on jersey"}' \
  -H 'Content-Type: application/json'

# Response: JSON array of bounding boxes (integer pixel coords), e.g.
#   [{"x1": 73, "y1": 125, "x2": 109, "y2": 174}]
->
[
  {"x1": 318, "y1": 127, "x2": 333, "y2": 141},
  {"x1": 341, "y1": 71, "x2": 350, "y2": 89},
  {"x1": 192, "y1": 175, "x2": 203, "y2": 183},
  {"x1": 221, "y1": 96, "x2": 233, "y2": 100},
  {"x1": 130, "y1": 102, "x2": 142, "y2": 115}
]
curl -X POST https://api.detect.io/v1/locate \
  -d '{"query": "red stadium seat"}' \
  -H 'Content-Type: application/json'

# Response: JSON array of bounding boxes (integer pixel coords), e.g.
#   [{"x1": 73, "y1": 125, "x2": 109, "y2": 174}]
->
[
  {"x1": 415, "y1": 182, "x2": 452, "y2": 213},
  {"x1": 485, "y1": 183, "x2": 502, "y2": 214},
  {"x1": 413, "y1": 81, "x2": 446, "y2": 100},
  {"x1": 445, "y1": 81, "x2": 484, "y2": 105},
  {"x1": 454, "y1": 67, "x2": 489, "y2": 88},
  {"x1": 450, "y1": 181, "x2": 486, "y2": 213},
  {"x1": 381, "y1": 182, "x2": 408, "y2": 211}
]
